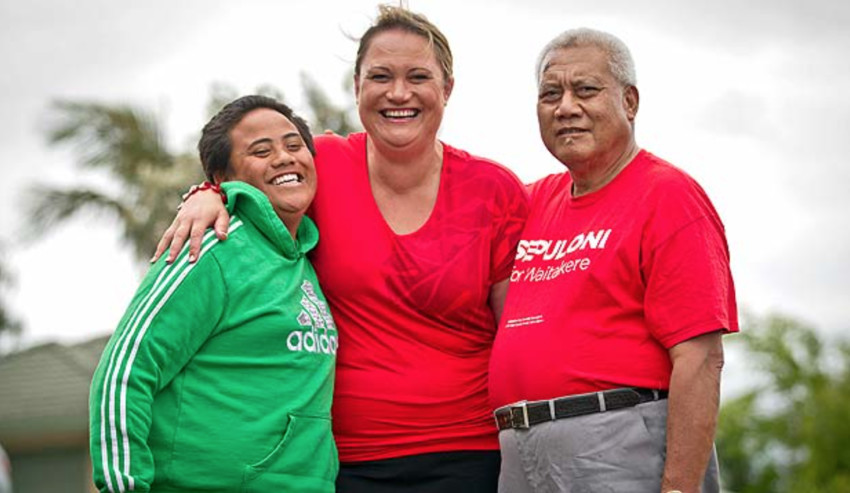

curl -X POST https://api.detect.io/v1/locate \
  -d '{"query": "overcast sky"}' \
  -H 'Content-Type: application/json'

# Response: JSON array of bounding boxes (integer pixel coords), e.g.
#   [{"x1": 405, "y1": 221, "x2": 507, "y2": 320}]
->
[{"x1": 2, "y1": 0, "x2": 849, "y2": 382}]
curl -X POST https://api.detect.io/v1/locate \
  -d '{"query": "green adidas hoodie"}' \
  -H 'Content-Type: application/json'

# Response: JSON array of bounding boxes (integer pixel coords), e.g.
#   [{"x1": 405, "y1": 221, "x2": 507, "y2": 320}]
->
[{"x1": 89, "y1": 182, "x2": 338, "y2": 492}]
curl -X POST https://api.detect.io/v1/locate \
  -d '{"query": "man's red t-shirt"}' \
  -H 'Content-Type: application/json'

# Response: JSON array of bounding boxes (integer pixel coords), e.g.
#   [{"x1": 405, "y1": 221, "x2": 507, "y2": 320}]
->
[{"x1": 490, "y1": 150, "x2": 738, "y2": 409}]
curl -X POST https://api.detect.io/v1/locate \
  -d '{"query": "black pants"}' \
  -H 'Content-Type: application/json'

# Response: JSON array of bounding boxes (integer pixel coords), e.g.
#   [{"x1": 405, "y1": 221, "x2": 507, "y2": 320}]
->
[{"x1": 337, "y1": 450, "x2": 501, "y2": 493}]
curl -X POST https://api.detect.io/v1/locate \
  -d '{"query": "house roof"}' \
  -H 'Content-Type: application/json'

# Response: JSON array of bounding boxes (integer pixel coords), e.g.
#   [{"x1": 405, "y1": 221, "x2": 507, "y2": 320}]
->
[{"x1": 0, "y1": 335, "x2": 110, "y2": 450}]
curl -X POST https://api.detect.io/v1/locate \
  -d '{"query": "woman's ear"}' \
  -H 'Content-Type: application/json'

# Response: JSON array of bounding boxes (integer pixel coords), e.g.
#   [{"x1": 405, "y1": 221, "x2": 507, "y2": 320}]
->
[
  {"x1": 443, "y1": 77, "x2": 455, "y2": 105},
  {"x1": 354, "y1": 73, "x2": 361, "y2": 104}
]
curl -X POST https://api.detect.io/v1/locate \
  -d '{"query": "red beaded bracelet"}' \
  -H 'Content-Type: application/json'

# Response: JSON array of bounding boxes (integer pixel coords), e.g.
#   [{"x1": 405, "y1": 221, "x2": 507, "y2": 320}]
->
[{"x1": 181, "y1": 181, "x2": 228, "y2": 205}]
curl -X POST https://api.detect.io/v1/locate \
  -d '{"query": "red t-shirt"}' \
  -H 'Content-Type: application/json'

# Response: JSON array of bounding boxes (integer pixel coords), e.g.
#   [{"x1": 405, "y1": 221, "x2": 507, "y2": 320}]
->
[
  {"x1": 309, "y1": 133, "x2": 529, "y2": 462},
  {"x1": 489, "y1": 150, "x2": 738, "y2": 409}
]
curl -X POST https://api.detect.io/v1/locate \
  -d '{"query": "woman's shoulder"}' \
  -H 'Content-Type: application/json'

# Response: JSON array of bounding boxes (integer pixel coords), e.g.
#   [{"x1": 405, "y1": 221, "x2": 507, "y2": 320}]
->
[
  {"x1": 313, "y1": 133, "x2": 367, "y2": 180},
  {"x1": 315, "y1": 132, "x2": 366, "y2": 154},
  {"x1": 442, "y1": 141, "x2": 524, "y2": 188}
]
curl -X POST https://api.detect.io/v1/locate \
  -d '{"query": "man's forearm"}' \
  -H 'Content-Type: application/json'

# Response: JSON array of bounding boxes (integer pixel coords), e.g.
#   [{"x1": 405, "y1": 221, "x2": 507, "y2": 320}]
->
[{"x1": 661, "y1": 331, "x2": 724, "y2": 492}]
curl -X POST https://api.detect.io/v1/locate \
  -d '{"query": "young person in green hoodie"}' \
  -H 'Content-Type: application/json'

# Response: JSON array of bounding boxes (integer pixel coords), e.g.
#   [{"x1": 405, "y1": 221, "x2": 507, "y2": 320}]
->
[{"x1": 89, "y1": 95, "x2": 338, "y2": 493}]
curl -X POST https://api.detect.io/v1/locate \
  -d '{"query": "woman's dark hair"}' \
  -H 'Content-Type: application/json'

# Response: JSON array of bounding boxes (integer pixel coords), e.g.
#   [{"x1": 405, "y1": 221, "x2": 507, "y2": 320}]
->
[{"x1": 355, "y1": 4, "x2": 453, "y2": 82}]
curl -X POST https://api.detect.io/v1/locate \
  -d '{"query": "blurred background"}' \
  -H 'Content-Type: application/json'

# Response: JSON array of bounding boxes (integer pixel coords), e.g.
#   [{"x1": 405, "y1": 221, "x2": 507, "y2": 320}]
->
[{"x1": 1, "y1": 0, "x2": 848, "y2": 491}]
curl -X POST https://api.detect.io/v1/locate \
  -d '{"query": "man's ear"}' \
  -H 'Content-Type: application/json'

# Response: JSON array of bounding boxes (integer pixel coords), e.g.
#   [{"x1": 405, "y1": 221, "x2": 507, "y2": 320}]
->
[{"x1": 624, "y1": 85, "x2": 639, "y2": 121}]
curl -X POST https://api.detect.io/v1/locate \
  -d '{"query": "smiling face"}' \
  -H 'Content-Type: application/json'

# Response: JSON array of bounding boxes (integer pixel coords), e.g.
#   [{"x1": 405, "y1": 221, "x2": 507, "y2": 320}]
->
[
  {"x1": 537, "y1": 45, "x2": 638, "y2": 171},
  {"x1": 355, "y1": 29, "x2": 453, "y2": 156},
  {"x1": 221, "y1": 108, "x2": 317, "y2": 235}
]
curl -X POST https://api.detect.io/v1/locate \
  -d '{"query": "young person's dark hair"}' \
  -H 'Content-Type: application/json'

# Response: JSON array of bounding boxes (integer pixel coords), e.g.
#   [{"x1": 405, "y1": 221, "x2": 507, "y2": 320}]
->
[{"x1": 198, "y1": 95, "x2": 315, "y2": 183}]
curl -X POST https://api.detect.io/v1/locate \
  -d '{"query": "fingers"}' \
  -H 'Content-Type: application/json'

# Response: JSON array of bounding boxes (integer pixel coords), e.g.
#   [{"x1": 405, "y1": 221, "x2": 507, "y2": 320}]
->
[
  {"x1": 214, "y1": 211, "x2": 230, "y2": 241},
  {"x1": 173, "y1": 210, "x2": 230, "y2": 264},
  {"x1": 151, "y1": 225, "x2": 176, "y2": 263},
  {"x1": 166, "y1": 222, "x2": 191, "y2": 264},
  {"x1": 151, "y1": 188, "x2": 230, "y2": 265},
  {"x1": 187, "y1": 223, "x2": 207, "y2": 263}
]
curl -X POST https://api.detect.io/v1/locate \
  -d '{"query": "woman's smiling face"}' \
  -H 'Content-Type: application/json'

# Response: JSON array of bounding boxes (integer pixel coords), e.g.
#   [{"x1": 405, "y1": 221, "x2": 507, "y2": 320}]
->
[{"x1": 355, "y1": 29, "x2": 453, "y2": 155}]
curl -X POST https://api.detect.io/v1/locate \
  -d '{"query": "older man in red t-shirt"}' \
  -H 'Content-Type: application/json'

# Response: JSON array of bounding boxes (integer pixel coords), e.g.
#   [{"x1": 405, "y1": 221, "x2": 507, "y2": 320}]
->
[{"x1": 490, "y1": 28, "x2": 738, "y2": 493}]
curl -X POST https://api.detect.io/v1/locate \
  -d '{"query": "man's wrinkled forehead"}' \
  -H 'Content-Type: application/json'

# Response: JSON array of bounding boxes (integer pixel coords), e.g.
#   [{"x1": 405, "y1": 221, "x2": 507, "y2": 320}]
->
[
  {"x1": 538, "y1": 46, "x2": 610, "y2": 82},
  {"x1": 540, "y1": 50, "x2": 569, "y2": 75}
]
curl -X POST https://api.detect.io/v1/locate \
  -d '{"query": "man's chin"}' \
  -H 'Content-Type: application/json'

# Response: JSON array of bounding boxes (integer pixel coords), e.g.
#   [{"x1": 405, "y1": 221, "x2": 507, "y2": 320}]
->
[{"x1": 553, "y1": 148, "x2": 593, "y2": 168}]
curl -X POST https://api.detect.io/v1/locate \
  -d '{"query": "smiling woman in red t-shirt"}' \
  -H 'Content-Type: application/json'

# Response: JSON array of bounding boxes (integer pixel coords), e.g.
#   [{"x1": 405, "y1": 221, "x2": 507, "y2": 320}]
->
[{"x1": 151, "y1": 5, "x2": 528, "y2": 493}]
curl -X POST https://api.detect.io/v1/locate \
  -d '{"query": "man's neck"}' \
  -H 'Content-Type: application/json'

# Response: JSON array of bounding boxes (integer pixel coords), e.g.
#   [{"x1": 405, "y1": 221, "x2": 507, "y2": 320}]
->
[{"x1": 570, "y1": 141, "x2": 640, "y2": 197}]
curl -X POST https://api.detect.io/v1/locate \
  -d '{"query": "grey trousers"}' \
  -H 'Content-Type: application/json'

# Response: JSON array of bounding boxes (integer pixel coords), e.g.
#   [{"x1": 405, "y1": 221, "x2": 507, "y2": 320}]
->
[{"x1": 497, "y1": 400, "x2": 720, "y2": 493}]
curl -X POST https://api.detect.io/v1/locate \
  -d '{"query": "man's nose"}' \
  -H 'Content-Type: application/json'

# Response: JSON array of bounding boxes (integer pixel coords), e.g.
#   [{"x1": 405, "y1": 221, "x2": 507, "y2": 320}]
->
[{"x1": 554, "y1": 91, "x2": 581, "y2": 118}]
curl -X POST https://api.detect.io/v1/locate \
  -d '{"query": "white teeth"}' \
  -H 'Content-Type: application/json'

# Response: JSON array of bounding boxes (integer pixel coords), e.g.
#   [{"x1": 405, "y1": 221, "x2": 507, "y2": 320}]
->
[
  {"x1": 383, "y1": 109, "x2": 418, "y2": 118},
  {"x1": 272, "y1": 173, "x2": 301, "y2": 185}
]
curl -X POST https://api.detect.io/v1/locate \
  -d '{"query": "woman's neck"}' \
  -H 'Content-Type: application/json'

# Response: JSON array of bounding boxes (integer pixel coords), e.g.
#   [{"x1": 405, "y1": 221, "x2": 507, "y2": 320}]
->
[{"x1": 366, "y1": 137, "x2": 444, "y2": 193}]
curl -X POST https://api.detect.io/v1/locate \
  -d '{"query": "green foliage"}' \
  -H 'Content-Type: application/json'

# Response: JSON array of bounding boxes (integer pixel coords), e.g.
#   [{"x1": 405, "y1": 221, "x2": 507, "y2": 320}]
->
[
  {"x1": 26, "y1": 73, "x2": 357, "y2": 267},
  {"x1": 717, "y1": 314, "x2": 850, "y2": 492},
  {"x1": 204, "y1": 82, "x2": 286, "y2": 120},
  {"x1": 24, "y1": 100, "x2": 203, "y2": 263},
  {"x1": 300, "y1": 72, "x2": 361, "y2": 135},
  {"x1": 204, "y1": 74, "x2": 360, "y2": 137},
  {"x1": 206, "y1": 74, "x2": 360, "y2": 135},
  {"x1": 45, "y1": 101, "x2": 174, "y2": 175},
  {"x1": 0, "y1": 245, "x2": 22, "y2": 354}
]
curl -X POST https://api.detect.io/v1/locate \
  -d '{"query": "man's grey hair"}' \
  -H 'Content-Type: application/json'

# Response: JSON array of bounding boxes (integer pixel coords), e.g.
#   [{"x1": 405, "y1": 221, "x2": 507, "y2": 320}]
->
[{"x1": 536, "y1": 28, "x2": 637, "y2": 87}]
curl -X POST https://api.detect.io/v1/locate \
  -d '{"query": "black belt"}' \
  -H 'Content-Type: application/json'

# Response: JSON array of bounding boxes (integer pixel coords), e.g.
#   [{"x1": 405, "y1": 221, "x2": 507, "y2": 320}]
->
[{"x1": 494, "y1": 387, "x2": 668, "y2": 431}]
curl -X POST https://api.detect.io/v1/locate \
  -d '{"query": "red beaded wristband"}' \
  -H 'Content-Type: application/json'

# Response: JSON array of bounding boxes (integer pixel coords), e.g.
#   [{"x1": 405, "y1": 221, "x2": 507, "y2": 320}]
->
[{"x1": 181, "y1": 181, "x2": 228, "y2": 205}]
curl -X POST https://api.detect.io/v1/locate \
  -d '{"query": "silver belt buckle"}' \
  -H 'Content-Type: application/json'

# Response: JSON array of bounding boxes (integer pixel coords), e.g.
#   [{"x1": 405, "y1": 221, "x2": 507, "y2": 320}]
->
[{"x1": 509, "y1": 401, "x2": 530, "y2": 429}]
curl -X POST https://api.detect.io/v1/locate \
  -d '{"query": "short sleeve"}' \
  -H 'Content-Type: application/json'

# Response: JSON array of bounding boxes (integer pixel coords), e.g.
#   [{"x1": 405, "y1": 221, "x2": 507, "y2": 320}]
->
[
  {"x1": 490, "y1": 172, "x2": 530, "y2": 283},
  {"x1": 641, "y1": 180, "x2": 738, "y2": 348}
]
